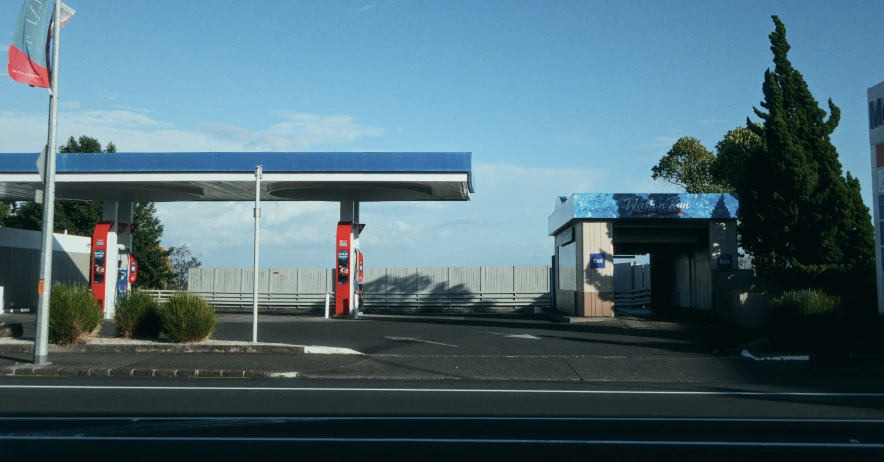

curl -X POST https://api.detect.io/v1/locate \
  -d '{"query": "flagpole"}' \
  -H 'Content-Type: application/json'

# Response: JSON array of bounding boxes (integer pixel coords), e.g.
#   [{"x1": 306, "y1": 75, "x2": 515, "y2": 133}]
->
[{"x1": 33, "y1": 0, "x2": 63, "y2": 365}]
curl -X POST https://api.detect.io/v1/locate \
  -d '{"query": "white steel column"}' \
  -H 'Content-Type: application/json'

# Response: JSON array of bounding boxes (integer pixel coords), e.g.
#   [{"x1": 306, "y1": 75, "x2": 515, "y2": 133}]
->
[
  {"x1": 101, "y1": 201, "x2": 118, "y2": 319},
  {"x1": 118, "y1": 201, "x2": 134, "y2": 251},
  {"x1": 252, "y1": 166, "x2": 262, "y2": 343}
]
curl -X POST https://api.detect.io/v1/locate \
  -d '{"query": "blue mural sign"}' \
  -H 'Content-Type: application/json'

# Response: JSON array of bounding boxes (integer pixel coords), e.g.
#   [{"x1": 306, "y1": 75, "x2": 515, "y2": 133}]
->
[
  {"x1": 549, "y1": 193, "x2": 740, "y2": 235},
  {"x1": 590, "y1": 253, "x2": 606, "y2": 269},
  {"x1": 717, "y1": 253, "x2": 733, "y2": 270},
  {"x1": 573, "y1": 193, "x2": 738, "y2": 219}
]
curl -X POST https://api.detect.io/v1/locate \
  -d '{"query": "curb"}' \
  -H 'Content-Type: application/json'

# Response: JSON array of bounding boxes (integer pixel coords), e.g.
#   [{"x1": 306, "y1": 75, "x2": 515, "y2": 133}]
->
[
  {"x1": 0, "y1": 343, "x2": 306, "y2": 355},
  {"x1": 0, "y1": 365, "x2": 287, "y2": 378}
]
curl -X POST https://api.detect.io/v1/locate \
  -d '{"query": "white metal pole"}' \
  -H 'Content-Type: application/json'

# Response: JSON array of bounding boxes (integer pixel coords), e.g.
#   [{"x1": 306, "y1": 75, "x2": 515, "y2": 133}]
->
[
  {"x1": 324, "y1": 293, "x2": 330, "y2": 319},
  {"x1": 33, "y1": 0, "x2": 63, "y2": 365},
  {"x1": 252, "y1": 165, "x2": 262, "y2": 343}
]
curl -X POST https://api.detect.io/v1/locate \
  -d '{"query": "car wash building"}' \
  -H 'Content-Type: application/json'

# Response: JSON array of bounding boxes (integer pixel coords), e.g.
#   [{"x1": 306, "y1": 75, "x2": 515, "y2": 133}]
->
[
  {"x1": 549, "y1": 193, "x2": 739, "y2": 317},
  {"x1": 869, "y1": 80, "x2": 884, "y2": 316}
]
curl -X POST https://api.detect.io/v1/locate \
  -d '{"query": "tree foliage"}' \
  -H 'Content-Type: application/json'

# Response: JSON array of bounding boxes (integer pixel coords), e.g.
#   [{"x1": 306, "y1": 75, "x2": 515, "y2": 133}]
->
[
  {"x1": 133, "y1": 202, "x2": 173, "y2": 289},
  {"x1": 651, "y1": 137, "x2": 727, "y2": 193},
  {"x1": 739, "y1": 16, "x2": 874, "y2": 312},
  {"x1": 168, "y1": 244, "x2": 203, "y2": 290},
  {"x1": 651, "y1": 127, "x2": 762, "y2": 194},
  {"x1": 0, "y1": 201, "x2": 10, "y2": 226}
]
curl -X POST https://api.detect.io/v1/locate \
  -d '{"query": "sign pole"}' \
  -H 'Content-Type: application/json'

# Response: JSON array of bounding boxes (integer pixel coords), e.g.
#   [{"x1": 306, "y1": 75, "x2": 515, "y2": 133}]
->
[
  {"x1": 33, "y1": 0, "x2": 63, "y2": 365},
  {"x1": 252, "y1": 165, "x2": 262, "y2": 343}
]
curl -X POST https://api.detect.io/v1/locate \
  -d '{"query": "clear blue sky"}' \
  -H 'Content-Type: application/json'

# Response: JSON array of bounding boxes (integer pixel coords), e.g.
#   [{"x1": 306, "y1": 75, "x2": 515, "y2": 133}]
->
[{"x1": 2, "y1": 1, "x2": 882, "y2": 269}]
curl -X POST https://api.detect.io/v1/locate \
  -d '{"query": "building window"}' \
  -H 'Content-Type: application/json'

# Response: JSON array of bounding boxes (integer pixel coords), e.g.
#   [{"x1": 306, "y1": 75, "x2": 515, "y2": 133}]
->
[{"x1": 558, "y1": 242, "x2": 576, "y2": 291}]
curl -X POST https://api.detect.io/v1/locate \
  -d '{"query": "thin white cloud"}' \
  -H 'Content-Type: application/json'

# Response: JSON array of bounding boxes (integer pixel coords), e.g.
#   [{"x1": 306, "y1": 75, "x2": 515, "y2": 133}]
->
[
  {"x1": 61, "y1": 100, "x2": 81, "y2": 110},
  {"x1": 0, "y1": 108, "x2": 385, "y2": 153},
  {"x1": 351, "y1": 2, "x2": 377, "y2": 14},
  {"x1": 555, "y1": 130, "x2": 592, "y2": 147},
  {"x1": 201, "y1": 111, "x2": 385, "y2": 151}
]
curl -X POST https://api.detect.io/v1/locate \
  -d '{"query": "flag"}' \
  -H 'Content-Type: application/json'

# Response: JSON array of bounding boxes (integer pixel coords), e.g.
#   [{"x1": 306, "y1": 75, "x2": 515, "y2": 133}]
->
[{"x1": 7, "y1": 1, "x2": 75, "y2": 88}]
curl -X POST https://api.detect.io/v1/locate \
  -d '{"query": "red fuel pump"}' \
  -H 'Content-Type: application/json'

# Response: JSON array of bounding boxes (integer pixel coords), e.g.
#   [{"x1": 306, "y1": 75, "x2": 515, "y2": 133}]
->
[
  {"x1": 90, "y1": 222, "x2": 114, "y2": 310},
  {"x1": 334, "y1": 221, "x2": 367, "y2": 316},
  {"x1": 335, "y1": 222, "x2": 353, "y2": 316}
]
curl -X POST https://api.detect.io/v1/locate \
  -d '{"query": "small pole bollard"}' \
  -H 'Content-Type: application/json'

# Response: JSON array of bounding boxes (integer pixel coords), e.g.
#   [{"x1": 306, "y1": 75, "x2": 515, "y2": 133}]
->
[{"x1": 324, "y1": 293, "x2": 330, "y2": 319}]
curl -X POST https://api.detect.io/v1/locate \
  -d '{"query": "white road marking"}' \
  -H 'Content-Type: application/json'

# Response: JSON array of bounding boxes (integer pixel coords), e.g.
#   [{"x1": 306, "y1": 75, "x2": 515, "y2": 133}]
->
[
  {"x1": 504, "y1": 334, "x2": 541, "y2": 340},
  {"x1": 0, "y1": 435, "x2": 881, "y2": 448},
  {"x1": 384, "y1": 337, "x2": 458, "y2": 347},
  {"x1": 0, "y1": 416, "x2": 883, "y2": 423},
  {"x1": 1, "y1": 385, "x2": 883, "y2": 397},
  {"x1": 267, "y1": 372, "x2": 299, "y2": 378},
  {"x1": 304, "y1": 346, "x2": 363, "y2": 355},
  {"x1": 741, "y1": 350, "x2": 809, "y2": 361}
]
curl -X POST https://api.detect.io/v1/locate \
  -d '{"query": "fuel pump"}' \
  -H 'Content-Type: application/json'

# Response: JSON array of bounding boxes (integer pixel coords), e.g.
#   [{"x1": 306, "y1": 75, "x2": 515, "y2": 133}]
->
[
  {"x1": 90, "y1": 221, "x2": 138, "y2": 313},
  {"x1": 334, "y1": 221, "x2": 366, "y2": 316}
]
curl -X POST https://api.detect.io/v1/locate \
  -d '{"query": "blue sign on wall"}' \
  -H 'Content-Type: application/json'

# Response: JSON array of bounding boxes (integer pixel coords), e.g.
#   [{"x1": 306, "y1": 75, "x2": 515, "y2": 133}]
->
[
  {"x1": 717, "y1": 253, "x2": 733, "y2": 270},
  {"x1": 590, "y1": 253, "x2": 606, "y2": 269}
]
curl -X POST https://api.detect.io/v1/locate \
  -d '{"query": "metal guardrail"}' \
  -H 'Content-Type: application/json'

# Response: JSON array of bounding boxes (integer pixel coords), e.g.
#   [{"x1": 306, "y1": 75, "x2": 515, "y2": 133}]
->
[
  {"x1": 143, "y1": 290, "x2": 551, "y2": 310},
  {"x1": 614, "y1": 288, "x2": 652, "y2": 308}
]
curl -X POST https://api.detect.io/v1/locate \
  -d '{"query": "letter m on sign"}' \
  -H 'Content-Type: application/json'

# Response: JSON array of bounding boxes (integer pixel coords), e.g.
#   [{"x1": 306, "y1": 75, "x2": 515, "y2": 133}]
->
[{"x1": 871, "y1": 98, "x2": 884, "y2": 130}]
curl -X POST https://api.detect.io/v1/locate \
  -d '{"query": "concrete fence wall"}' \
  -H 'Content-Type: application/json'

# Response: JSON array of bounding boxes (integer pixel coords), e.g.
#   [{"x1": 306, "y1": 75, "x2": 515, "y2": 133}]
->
[
  {"x1": 187, "y1": 266, "x2": 552, "y2": 312},
  {"x1": 189, "y1": 266, "x2": 552, "y2": 294},
  {"x1": 0, "y1": 227, "x2": 91, "y2": 311}
]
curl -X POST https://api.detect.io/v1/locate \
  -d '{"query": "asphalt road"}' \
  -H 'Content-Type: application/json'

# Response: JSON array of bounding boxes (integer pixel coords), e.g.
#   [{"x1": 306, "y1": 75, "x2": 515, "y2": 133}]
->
[
  {"x1": 212, "y1": 312, "x2": 753, "y2": 356},
  {"x1": 2, "y1": 377, "x2": 884, "y2": 460}
]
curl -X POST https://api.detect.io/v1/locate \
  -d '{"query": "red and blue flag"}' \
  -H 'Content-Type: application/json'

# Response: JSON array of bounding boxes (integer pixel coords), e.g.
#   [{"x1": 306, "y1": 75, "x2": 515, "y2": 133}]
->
[{"x1": 7, "y1": 1, "x2": 75, "y2": 88}]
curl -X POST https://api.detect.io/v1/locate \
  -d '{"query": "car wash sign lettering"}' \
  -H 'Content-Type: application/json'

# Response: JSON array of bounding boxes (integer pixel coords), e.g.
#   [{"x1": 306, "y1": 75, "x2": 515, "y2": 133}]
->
[
  {"x1": 621, "y1": 197, "x2": 691, "y2": 216},
  {"x1": 568, "y1": 193, "x2": 739, "y2": 220}
]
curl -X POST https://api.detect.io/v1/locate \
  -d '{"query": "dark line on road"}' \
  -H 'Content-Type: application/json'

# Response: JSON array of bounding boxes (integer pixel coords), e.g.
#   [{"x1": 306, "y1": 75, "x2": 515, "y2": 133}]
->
[{"x1": 563, "y1": 358, "x2": 583, "y2": 381}]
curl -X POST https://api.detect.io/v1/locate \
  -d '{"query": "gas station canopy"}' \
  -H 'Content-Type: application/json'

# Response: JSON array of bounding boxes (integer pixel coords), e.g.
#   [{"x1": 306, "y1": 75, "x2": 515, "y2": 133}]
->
[{"x1": 0, "y1": 152, "x2": 474, "y2": 202}]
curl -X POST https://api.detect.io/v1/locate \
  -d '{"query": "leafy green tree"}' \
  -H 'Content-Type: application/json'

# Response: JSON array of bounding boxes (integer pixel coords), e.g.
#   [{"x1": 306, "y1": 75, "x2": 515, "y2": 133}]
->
[
  {"x1": 133, "y1": 202, "x2": 173, "y2": 289},
  {"x1": 712, "y1": 125, "x2": 763, "y2": 192},
  {"x1": 651, "y1": 127, "x2": 763, "y2": 194},
  {"x1": 168, "y1": 244, "x2": 203, "y2": 290},
  {"x1": 740, "y1": 16, "x2": 875, "y2": 311},
  {"x1": 651, "y1": 137, "x2": 728, "y2": 193},
  {"x1": 0, "y1": 201, "x2": 10, "y2": 226}
]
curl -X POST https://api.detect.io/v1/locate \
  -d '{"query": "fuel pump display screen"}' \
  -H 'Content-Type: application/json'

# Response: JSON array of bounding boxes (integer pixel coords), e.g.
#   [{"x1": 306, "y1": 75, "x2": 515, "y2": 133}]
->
[
  {"x1": 337, "y1": 250, "x2": 349, "y2": 284},
  {"x1": 93, "y1": 250, "x2": 105, "y2": 283}
]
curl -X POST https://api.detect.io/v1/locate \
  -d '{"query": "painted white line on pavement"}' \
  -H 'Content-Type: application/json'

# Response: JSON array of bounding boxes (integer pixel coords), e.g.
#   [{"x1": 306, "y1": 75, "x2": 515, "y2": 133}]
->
[
  {"x1": 1, "y1": 385, "x2": 884, "y2": 397},
  {"x1": 304, "y1": 346, "x2": 363, "y2": 355},
  {"x1": 741, "y1": 350, "x2": 810, "y2": 361},
  {"x1": 0, "y1": 435, "x2": 882, "y2": 448},
  {"x1": 504, "y1": 334, "x2": 541, "y2": 340},
  {"x1": 267, "y1": 372, "x2": 299, "y2": 378},
  {"x1": 1, "y1": 416, "x2": 884, "y2": 423},
  {"x1": 384, "y1": 337, "x2": 458, "y2": 347}
]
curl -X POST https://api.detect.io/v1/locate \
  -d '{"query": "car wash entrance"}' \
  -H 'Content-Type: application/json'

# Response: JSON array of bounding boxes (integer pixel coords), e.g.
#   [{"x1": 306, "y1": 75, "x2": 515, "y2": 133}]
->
[{"x1": 549, "y1": 193, "x2": 738, "y2": 317}]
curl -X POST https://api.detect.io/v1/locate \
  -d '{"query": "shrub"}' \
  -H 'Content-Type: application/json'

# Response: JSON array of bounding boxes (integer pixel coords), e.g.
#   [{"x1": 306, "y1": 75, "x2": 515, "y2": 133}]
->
[
  {"x1": 160, "y1": 292, "x2": 216, "y2": 343},
  {"x1": 766, "y1": 289, "x2": 840, "y2": 329},
  {"x1": 49, "y1": 282, "x2": 102, "y2": 345},
  {"x1": 114, "y1": 290, "x2": 162, "y2": 338}
]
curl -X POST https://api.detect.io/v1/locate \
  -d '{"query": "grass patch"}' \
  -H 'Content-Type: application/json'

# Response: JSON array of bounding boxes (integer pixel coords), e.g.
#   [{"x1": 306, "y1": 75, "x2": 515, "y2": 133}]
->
[
  {"x1": 767, "y1": 289, "x2": 840, "y2": 324},
  {"x1": 160, "y1": 292, "x2": 216, "y2": 343},
  {"x1": 49, "y1": 282, "x2": 102, "y2": 346},
  {"x1": 114, "y1": 290, "x2": 162, "y2": 339},
  {"x1": 766, "y1": 289, "x2": 842, "y2": 351}
]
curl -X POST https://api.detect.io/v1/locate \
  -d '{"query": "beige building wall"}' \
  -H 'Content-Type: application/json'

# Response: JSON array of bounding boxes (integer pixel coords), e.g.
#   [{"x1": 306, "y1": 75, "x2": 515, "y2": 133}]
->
[{"x1": 576, "y1": 221, "x2": 614, "y2": 317}]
